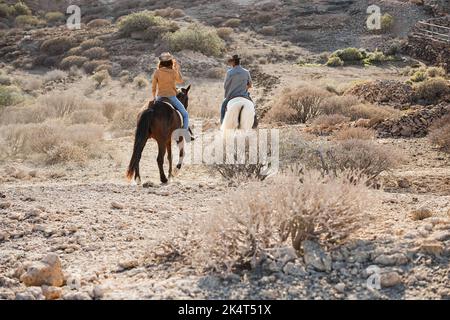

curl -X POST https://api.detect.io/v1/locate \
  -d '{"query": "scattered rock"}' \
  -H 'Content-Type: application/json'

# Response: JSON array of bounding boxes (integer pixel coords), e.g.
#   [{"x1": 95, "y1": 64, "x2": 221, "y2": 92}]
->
[
  {"x1": 0, "y1": 202, "x2": 11, "y2": 209},
  {"x1": 63, "y1": 292, "x2": 92, "y2": 300},
  {"x1": 380, "y1": 272, "x2": 403, "y2": 288},
  {"x1": 19, "y1": 253, "x2": 64, "y2": 287},
  {"x1": 111, "y1": 201, "x2": 125, "y2": 210},
  {"x1": 429, "y1": 230, "x2": 450, "y2": 242},
  {"x1": 397, "y1": 178, "x2": 411, "y2": 189},
  {"x1": 41, "y1": 285, "x2": 62, "y2": 300},
  {"x1": 0, "y1": 231, "x2": 9, "y2": 242},
  {"x1": 418, "y1": 241, "x2": 444, "y2": 257},
  {"x1": 302, "y1": 240, "x2": 332, "y2": 272},
  {"x1": 376, "y1": 104, "x2": 450, "y2": 138},
  {"x1": 282, "y1": 262, "x2": 306, "y2": 277},
  {"x1": 92, "y1": 285, "x2": 105, "y2": 299},
  {"x1": 118, "y1": 259, "x2": 139, "y2": 271},
  {"x1": 273, "y1": 247, "x2": 298, "y2": 265},
  {"x1": 335, "y1": 283, "x2": 346, "y2": 293},
  {"x1": 374, "y1": 253, "x2": 409, "y2": 266}
]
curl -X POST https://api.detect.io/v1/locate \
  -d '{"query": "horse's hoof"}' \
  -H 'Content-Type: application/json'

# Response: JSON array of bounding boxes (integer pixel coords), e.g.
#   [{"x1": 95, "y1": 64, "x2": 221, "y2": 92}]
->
[
  {"x1": 176, "y1": 164, "x2": 182, "y2": 170},
  {"x1": 135, "y1": 177, "x2": 142, "y2": 186},
  {"x1": 161, "y1": 177, "x2": 168, "y2": 184}
]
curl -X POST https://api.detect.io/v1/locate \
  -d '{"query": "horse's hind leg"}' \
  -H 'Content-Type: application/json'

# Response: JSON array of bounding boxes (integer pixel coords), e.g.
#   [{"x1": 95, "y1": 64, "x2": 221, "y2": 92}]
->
[
  {"x1": 157, "y1": 141, "x2": 168, "y2": 184},
  {"x1": 176, "y1": 137, "x2": 185, "y2": 170},
  {"x1": 167, "y1": 140, "x2": 173, "y2": 179}
]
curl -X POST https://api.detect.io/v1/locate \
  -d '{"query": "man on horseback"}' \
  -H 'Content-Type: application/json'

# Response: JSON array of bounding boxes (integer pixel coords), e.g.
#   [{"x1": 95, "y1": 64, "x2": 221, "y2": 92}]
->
[
  {"x1": 220, "y1": 54, "x2": 255, "y2": 126},
  {"x1": 151, "y1": 52, "x2": 194, "y2": 140}
]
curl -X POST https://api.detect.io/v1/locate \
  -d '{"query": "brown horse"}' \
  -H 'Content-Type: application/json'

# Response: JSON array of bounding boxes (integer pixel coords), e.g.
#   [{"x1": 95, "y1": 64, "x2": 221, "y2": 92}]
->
[{"x1": 126, "y1": 86, "x2": 191, "y2": 184}]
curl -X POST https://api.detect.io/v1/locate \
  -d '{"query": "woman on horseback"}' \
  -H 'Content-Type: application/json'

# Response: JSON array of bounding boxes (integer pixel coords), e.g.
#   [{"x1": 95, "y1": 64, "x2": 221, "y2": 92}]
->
[{"x1": 151, "y1": 52, "x2": 193, "y2": 138}]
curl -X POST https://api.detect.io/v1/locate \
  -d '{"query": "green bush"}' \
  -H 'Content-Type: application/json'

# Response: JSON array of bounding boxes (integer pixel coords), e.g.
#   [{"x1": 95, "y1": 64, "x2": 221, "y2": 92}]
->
[
  {"x1": 0, "y1": 85, "x2": 23, "y2": 107},
  {"x1": 0, "y1": 4, "x2": 14, "y2": 17},
  {"x1": 326, "y1": 56, "x2": 344, "y2": 67},
  {"x1": 118, "y1": 11, "x2": 168, "y2": 36},
  {"x1": 60, "y1": 56, "x2": 89, "y2": 70},
  {"x1": 223, "y1": 18, "x2": 241, "y2": 28},
  {"x1": 41, "y1": 36, "x2": 77, "y2": 55},
  {"x1": 45, "y1": 11, "x2": 65, "y2": 23},
  {"x1": 13, "y1": 2, "x2": 31, "y2": 16},
  {"x1": 165, "y1": 24, "x2": 225, "y2": 57},
  {"x1": 410, "y1": 69, "x2": 427, "y2": 82},
  {"x1": 364, "y1": 51, "x2": 392, "y2": 65},
  {"x1": 331, "y1": 47, "x2": 363, "y2": 62},
  {"x1": 91, "y1": 70, "x2": 110, "y2": 88},
  {"x1": 381, "y1": 13, "x2": 394, "y2": 32}
]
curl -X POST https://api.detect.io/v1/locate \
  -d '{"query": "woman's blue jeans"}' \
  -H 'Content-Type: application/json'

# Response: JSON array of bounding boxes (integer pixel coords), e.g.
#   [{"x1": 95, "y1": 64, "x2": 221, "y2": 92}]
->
[{"x1": 157, "y1": 96, "x2": 189, "y2": 129}]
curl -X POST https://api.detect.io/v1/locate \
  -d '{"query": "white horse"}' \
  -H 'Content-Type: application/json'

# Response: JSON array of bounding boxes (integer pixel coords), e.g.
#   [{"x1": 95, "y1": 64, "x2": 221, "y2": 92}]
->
[{"x1": 221, "y1": 97, "x2": 255, "y2": 131}]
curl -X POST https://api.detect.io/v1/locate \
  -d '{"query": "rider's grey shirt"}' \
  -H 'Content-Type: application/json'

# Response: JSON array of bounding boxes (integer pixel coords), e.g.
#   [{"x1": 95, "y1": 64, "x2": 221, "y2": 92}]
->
[{"x1": 224, "y1": 66, "x2": 252, "y2": 100}]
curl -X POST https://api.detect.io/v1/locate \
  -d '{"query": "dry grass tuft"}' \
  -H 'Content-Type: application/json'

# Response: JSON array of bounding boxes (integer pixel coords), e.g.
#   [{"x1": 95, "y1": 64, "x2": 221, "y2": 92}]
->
[
  {"x1": 429, "y1": 114, "x2": 450, "y2": 152},
  {"x1": 411, "y1": 208, "x2": 433, "y2": 221},
  {"x1": 333, "y1": 127, "x2": 375, "y2": 141}
]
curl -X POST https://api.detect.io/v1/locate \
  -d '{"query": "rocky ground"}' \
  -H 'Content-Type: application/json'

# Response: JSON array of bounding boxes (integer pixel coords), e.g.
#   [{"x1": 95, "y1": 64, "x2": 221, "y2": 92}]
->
[{"x1": 1, "y1": 133, "x2": 449, "y2": 300}]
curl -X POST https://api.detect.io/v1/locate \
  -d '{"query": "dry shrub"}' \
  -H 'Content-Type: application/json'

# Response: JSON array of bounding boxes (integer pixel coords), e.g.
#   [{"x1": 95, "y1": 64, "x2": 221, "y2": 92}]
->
[
  {"x1": 171, "y1": 9, "x2": 185, "y2": 18},
  {"x1": 265, "y1": 86, "x2": 331, "y2": 124},
  {"x1": 260, "y1": 26, "x2": 276, "y2": 36},
  {"x1": 37, "y1": 92, "x2": 89, "y2": 118},
  {"x1": 182, "y1": 170, "x2": 370, "y2": 272},
  {"x1": 111, "y1": 108, "x2": 139, "y2": 131},
  {"x1": 333, "y1": 127, "x2": 375, "y2": 140},
  {"x1": 102, "y1": 100, "x2": 122, "y2": 121},
  {"x1": 43, "y1": 69, "x2": 67, "y2": 83},
  {"x1": 297, "y1": 139, "x2": 402, "y2": 181},
  {"x1": 87, "y1": 19, "x2": 111, "y2": 28},
  {"x1": 80, "y1": 39, "x2": 104, "y2": 50},
  {"x1": 133, "y1": 75, "x2": 149, "y2": 89},
  {"x1": 82, "y1": 47, "x2": 109, "y2": 60},
  {"x1": 415, "y1": 77, "x2": 449, "y2": 103},
  {"x1": 346, "y1": 103, "x2": 398, "y2": 125},
  {"x1": 216, "y1": 27, "x2": 233, "y2": 40},
  {"x1": 69, "y1": 109, "x2": 107, "y2": 125},
  {"x1": 40, "y1": 36, "x2": 77, "y2": 55},
  {"x1": 15, "y1": 15, "x2": 45, "y2": 27},
  {"x1": 426, "y1": 67, "x2": 446, "y2": 78},
  {"x1": 91, "y1": 70, "x2": 110, "y2": 88},
  {"x1": 429, "y1": 114, "x2": 450, "y2": 152},
  {"x1": 206, "y1": 67, "x2": 224, "y2": 79},
  {"x1": 44, "y1": 11, "x2": 64, "y2": 23},
  {"x1": 411, "y1": 208, "x2": 433, "y2": 221},
  {"x1": 319, "y1": 95, "x2": 358, "y2": 115},
  {"x1": 60, "y1": 56, "x2": 88, "y2": 70},
  {"x1": 83, "y1": 60, "x2": 110, "y2": 74},
  {"x1": 223, "y1": 18, "x2": 241, "y2": 28},
  {"x1": 311, "y1": 114, "x2": 349, "y2": 127},
  {"x1": 0, "y1": 121, "x2": 103, "y2": 163},
  {"x1": 308, "y1": 114, "x2": 350, "y2": 135},
  {"x1": 21, "y1": 78, "x2": 42, "y2": 92}
]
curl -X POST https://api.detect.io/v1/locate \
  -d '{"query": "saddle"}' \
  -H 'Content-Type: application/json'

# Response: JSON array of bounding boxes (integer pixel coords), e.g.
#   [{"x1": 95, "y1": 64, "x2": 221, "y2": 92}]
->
[{"x1": 152, "y1": 98, "x2": 184, "y2": 127}]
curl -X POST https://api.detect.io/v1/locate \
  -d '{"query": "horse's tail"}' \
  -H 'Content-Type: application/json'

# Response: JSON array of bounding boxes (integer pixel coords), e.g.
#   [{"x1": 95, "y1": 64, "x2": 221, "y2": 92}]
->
[{"x1": 126, "y1": 109, "x2": 152, "y2": 180}]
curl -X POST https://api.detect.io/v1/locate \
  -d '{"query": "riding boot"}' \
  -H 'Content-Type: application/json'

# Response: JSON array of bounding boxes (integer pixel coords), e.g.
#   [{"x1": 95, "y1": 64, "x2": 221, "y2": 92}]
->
[{"x1": 188, "y1": 127, "x2": 195, "y2": 141}]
